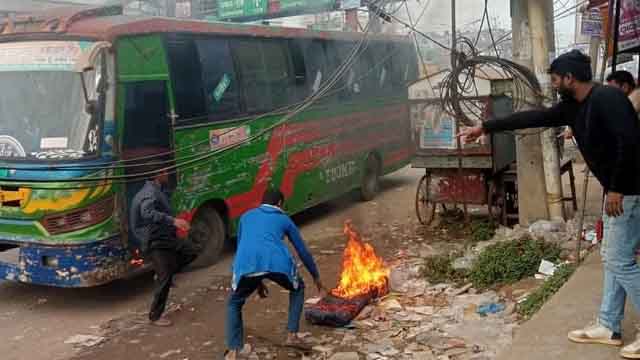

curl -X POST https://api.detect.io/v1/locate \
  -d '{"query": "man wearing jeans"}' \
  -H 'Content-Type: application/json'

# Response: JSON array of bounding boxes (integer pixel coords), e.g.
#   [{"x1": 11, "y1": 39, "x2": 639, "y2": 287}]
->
[
  {"x1": 224, "y1": 190, "x2": 325, "y2": 360},
  {"x1": 459, "y1": 50, "x2": 640, "y2": 358}
]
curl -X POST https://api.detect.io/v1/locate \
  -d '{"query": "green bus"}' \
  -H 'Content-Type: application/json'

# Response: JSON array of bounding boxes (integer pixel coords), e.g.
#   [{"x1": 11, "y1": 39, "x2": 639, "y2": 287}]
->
[{"x1": 0, "y1": 6, "x2": 416, "y2": 287}]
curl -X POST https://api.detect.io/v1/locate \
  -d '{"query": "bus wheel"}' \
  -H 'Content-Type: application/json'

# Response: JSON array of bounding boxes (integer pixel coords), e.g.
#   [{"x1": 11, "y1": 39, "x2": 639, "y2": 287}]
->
[
  {"x1": 360, "y1": 155, "x2": 380, "y2": 201},
  {"x1": 189, "y1": 207, "x2": 226, "y2": 268}
]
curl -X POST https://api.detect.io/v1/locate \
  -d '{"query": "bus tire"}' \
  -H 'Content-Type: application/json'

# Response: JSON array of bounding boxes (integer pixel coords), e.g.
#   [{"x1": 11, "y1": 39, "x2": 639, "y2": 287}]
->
[
  {"x1": 188, "y1": 207, "x2": 226, "y2": 268},
  {"x1": 360, "y1": 155, "x2": 381, "y2": 201}
]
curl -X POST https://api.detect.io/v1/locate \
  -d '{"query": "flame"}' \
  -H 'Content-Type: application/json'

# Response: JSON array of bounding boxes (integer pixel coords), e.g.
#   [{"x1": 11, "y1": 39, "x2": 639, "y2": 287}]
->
[
  {"x1": 130, "y1": 249, "x2": 144, "y2": 266},
  {"x1": 331, "y1": 221, "x2": 390, "y2": 299}
]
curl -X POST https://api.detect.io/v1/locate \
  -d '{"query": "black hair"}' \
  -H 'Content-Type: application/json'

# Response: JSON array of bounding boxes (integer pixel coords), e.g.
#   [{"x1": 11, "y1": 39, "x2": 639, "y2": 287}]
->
[
  {"x1": 548, "y1": 50, "x2": 593, "y2": 82},
  {"x1": 262, "y1": 189, "x2": 284, "y2": 206},
  {"x1": 607, "y1": 70, "x2": 636, "y2": 89}
]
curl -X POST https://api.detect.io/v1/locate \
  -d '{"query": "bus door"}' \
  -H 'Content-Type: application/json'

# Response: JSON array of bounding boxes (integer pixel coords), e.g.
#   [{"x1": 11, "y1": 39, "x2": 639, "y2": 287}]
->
[{"x1": 121, "y1": 80, "x2": 173, "y2": 250}]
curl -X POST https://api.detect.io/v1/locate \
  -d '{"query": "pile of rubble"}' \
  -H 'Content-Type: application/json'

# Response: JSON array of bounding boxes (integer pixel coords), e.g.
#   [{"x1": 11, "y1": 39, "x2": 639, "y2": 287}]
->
[{"x1": 286, "y1": 277, "x2": 518, "y2": 360}]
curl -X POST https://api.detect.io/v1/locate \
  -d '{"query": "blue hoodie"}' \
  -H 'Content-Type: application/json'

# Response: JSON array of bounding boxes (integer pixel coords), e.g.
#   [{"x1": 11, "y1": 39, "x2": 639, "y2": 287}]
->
[{"x1": 231, "y1": 205, "x2": 319, "y2": 290}]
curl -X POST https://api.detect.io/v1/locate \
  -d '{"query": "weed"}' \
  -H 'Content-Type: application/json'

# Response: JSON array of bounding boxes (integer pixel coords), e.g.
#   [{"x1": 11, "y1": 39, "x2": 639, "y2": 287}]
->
[
  {"x1": 421, "y1": 253, "x2": 467, "y2": 284},
  {"x1": 470, "y1": 219, "x2": 497, "y2": 243},
  {"x1": 518, "y1": 264, "x2": 576, "y2": 319},
  {"x1": 469, "y1": 235, "x2": 562, "y2": 289}
]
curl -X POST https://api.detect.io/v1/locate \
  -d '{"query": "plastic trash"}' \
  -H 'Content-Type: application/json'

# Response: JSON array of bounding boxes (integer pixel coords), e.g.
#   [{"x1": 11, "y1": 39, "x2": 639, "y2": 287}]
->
[
  {"x1": 477, "y1": 302, "x2": 506, "y2": 316},
  {"x1": 538, "y1": 259, "x2": 558, "y2": 276}
]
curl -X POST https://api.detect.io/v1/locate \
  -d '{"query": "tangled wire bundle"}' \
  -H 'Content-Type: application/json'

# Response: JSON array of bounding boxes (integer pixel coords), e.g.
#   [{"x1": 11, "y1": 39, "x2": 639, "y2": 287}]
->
[{"x1": 439, "y1": 39, "x2": 544, "y2": 126}]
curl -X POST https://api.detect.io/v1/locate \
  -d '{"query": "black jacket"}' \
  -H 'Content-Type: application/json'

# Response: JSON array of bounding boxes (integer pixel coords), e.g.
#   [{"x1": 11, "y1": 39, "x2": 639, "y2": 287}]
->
[
  {"x1": 130, "y1": 181, "x2": 177, "y2": 253},
  {"x1": 483, "y1": 85, "x2": 640, "y2": 195}
]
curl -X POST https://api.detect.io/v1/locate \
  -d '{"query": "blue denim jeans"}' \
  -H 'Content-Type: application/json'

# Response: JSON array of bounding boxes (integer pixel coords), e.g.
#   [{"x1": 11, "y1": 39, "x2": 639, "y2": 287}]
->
[
  {"x1": 599, "y1": 196, "x2": 640, "y2": 334},
  {"x1": 225, "y1": 273, "x2": 305, "y2": 350}
]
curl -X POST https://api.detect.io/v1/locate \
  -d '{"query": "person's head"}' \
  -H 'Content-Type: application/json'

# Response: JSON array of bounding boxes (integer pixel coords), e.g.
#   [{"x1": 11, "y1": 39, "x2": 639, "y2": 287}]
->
[
  {"x1": 548, "y1": 50, "x2": 593, "y2": 99},
  {"x1": 262, "y1": 189, "x2": 284, "y2": 208},
  {"x1": 607, "y1": 70, "x2": 636, "y2": 96},
  {"x1": 153, "y1": 169, "x2": 170, "y2": 186}
]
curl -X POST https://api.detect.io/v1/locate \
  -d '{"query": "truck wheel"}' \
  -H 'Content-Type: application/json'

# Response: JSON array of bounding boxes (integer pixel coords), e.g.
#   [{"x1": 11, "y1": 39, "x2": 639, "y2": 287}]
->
[
  {"x1": 188, "y1": 207, "x2": 226, "y2": 268},
  {"x1": 360, "y1": 155, "x2": 380, "y2": 201}
]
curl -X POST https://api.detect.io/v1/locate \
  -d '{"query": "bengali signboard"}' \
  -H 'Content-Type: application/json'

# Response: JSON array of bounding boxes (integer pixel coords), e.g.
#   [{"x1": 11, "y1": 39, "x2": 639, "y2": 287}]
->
[
  {"x1": 581, "y1": 9, "x2": 603, "y2": 37},
  {"x1": 619, "y1": 0, "x2": 640, "y2": 52},
  {"x1": 216, "y1": 0, "x2": 267, "y2": 19},
  {"x1": 0, "y1": 41, "x2": 92, "y2": 72},
  {"x1": 214, "y1": 0, "x2": 337, "y2": 20}
]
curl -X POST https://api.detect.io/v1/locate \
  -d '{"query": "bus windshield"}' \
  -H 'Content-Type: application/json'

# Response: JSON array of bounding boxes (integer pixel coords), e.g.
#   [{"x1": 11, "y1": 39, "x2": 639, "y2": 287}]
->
[{"x1": 0, "y1": 41, "x2": 104, "y2": 161}]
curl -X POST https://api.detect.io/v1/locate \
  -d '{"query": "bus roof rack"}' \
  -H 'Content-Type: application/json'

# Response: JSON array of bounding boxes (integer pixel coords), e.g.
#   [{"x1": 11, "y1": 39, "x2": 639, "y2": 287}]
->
[{"x1": 0, "y1": 5, "x2": 122, "y2": 35}]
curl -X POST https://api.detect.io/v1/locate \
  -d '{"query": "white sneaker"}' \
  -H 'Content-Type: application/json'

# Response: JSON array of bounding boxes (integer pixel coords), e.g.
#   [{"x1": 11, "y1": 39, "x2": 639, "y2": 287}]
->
[
  {"x1": 621, "y1": 334, "x2": 640, "y2": 359},
  {"x1": 568, "y1": 322, "x2": 623, "y2": 346}
]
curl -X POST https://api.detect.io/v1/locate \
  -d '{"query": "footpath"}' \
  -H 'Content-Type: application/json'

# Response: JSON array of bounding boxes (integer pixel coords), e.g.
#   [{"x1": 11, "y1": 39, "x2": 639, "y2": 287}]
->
[{"x1": 499, "y1": 163, "x2": 640, "y2": 360}]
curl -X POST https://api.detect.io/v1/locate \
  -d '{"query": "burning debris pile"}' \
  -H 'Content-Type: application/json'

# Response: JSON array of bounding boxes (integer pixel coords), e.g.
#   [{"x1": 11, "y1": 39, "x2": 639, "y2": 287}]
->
[{"x1": 305, "y1": 221, "x2": 390, "y2": 327}]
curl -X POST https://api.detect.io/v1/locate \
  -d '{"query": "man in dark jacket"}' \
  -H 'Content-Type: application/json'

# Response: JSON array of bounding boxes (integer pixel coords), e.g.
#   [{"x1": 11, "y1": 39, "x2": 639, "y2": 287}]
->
[
  {"x1": 459, "y1": 50, "x2": 640, "y2": 359},
  {"x1": 224, "y1": 190, "x2": 325, "y2": 360},
  {"x1": 130, "y1": 169, "x2": 195, "y2": 327}
]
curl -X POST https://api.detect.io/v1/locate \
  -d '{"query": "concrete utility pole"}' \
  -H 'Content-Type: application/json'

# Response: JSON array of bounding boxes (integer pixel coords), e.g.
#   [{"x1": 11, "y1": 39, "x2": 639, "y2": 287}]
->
[
  {"x1": 527, "y1": 0, "x2": 565, "y2": 221},
  {"x1": 510, "y1": 0, "x2": 551, "y2": 224}
]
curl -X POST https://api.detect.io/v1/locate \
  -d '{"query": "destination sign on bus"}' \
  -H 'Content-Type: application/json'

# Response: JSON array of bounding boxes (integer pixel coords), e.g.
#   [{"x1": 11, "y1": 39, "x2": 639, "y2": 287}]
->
[{"x1": 0, "y1": 41, "x2": 92, "y2": 72}]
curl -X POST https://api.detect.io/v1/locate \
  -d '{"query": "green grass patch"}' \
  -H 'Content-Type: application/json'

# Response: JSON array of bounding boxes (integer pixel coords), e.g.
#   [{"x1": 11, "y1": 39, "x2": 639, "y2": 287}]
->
[
  {"x1": 421, "y1": 253, "x2": 467, "y2": 284},
  {"x1": 470, "y1": 219, "x2": 497, "y2": 243},
  {"x1": 469, "y1": 235, "x2": 562, "y2": 289},
  {"x1": 518, "y1": 264, "x2": 576, "y2": 319}
]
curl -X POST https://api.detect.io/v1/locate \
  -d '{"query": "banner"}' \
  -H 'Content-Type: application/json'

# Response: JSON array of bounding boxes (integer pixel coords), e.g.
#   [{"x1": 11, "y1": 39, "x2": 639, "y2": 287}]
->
[{"x1": 619, "y1": 0, "x2": 640, "y2": 52}]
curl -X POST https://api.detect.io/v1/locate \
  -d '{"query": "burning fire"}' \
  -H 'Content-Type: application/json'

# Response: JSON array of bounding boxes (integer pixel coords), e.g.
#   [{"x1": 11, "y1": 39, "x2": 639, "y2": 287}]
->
[
  {"x1": 331, "y1": 221, "x2": 390, "y2": 299},
  {"x1": 130, "y1": 249, "x2": 144, "y2": 266}
]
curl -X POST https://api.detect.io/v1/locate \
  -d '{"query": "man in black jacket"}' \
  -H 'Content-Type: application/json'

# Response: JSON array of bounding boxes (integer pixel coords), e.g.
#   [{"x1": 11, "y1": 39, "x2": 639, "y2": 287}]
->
[
  {"x1": 459, "y1": 50, "x2": 640, "y2": 359},
  {"x1": 130, "y1": 169, "x2": 195, "y2": 327}
]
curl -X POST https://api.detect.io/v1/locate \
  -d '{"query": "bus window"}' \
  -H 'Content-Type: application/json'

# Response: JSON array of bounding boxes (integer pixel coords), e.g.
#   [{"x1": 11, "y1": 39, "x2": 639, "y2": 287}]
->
[
  {"x1": 371, "y1": 43, "x2": 394, "y2": 95},
  {"x1": 288, "y1": 40, "x2": 308, "y2": 103},
  {"x1": 302, "y1": 40, "x2": 329, "y2": 100},
  {"x1": 196, "y1": 38, "x2": 242, "y2": 121},
  {"x1": 261, "y1": 41, "x2": 293, "y2": 109},
  {"x1": 233, "y1": 40, "x2": 270, "y2": 113},
  {"x1": 392, "y1": 44, "x2": 419, "y2": 91},
  {"x1": 325, "y1": 41, "x2": 350, "y2": 102},
  {"x1": 166, "y1": 35, "x2": 207, "y2": 121}
]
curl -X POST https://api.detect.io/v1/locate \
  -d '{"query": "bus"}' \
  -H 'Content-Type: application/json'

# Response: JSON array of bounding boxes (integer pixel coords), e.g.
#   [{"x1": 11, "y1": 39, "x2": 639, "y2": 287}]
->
[{"x1": 0, "y1": 6, "x2": 417, "y2": 287}]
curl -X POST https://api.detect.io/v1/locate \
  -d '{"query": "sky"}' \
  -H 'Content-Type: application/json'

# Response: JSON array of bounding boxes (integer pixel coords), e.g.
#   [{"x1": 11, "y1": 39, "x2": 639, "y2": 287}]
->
[
  {"x1": 1, "y1": 0, "x2": 579, "y2": 50},
  {"x1": 406, "y1": 0, "x2": 578, "y2": 52}
]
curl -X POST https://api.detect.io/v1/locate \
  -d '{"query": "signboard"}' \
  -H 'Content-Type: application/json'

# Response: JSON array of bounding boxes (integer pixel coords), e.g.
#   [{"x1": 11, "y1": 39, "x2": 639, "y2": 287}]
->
[
  {"x1": 581, "y1": 9, "x2": 603, "y2": 36},
  {"x1": 339, "y1": 0, "x2": 362, "y2": 10},
  {"x1": 0, "y1": 41, "x2": 92, "y2": 72},
  {"x1": 213, "y1": 0, "x2": 337, "y2": 21},
  {"x1": 216, "y1": 0, "x2": 267, "y2": 19},
  {"x1": 619, "y1": 0, "x2": 640, "y2": 52}
]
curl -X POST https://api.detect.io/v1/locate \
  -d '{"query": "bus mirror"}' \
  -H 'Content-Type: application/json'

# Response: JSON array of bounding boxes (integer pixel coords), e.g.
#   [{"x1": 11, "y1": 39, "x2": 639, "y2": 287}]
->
[{"x1": 85, "y1": 100, "x2": 98, "y2": 115}]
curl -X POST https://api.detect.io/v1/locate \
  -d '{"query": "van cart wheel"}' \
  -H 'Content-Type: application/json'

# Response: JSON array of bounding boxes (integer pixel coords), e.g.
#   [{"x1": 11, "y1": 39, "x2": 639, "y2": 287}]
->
[
  {"x1": 416, "y1": 173, "x2": 436, "y2": 225},
  {"x1": 188, "y1": 207, "x2": 226, "y2": 268},
  {"x1": 487, "y1": 180, "x2": 506, "y2": 225}
]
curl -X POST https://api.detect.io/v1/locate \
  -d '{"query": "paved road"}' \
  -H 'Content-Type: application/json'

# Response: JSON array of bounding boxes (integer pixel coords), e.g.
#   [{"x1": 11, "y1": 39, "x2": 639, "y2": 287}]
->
[{"x1": 0, "y1": 167, "x2": 422, "y2": 360}]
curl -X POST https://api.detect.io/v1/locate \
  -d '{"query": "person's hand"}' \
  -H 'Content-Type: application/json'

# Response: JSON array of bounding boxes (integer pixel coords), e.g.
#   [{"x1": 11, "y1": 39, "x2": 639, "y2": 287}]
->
[
  {"x1": 174, "y1": 218, "x2": 191, "y2": 234},
  {"x1": 457, "y1": 126, "x2": 484, "y2": 144},
  {"x1": 563, "y1": 128, "x2": 574, "y2": 139},
  {"x1": 257, "y1": 282, "x2": 269, "y2": 299},
  {"x1": 314, "y1": 278, "x2": 327, "y2": 297},
  {"x1": 606, "y1": 192, "x2": 624, "y2": 217}
]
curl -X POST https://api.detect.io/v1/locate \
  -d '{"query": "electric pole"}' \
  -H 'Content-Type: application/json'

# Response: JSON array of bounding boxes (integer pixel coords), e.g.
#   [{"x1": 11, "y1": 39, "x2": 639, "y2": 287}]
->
[
  {"x1": 510, "y1": 0, "x2": 551, "y2": 225},
  {"x1": 527, "y1": 0, "x2": 565, "y2": 221}
]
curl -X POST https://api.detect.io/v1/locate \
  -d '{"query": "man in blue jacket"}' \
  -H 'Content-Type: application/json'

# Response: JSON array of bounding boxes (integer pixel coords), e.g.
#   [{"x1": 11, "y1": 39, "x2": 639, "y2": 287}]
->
[{"x1": 224, "y1": 190, "x2": 325, "y2": 359}]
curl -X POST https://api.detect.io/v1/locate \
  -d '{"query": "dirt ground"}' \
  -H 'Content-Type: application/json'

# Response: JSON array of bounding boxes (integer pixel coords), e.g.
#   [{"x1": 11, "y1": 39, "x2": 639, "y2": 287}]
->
[
  {"x1": 0, "y1": 167, "x2": 436, "y2": 360},
  {"x1": 72, "y1": 167, "x2": 430, "y2": 360}
]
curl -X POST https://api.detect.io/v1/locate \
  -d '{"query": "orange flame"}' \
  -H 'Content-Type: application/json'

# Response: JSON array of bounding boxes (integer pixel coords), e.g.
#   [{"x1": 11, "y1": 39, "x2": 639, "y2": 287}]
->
[{"x1": 331, "y1": 221, "x2": 390, "y2": 299}]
